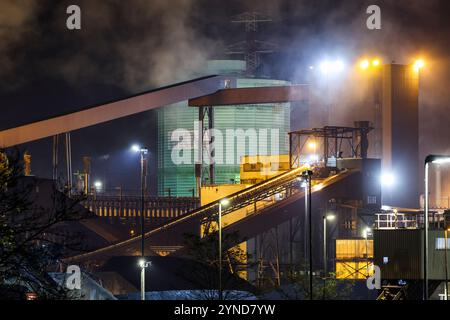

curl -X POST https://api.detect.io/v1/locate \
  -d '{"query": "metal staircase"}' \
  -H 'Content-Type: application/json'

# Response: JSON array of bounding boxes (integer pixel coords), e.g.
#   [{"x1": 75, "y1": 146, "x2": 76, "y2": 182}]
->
[{"x1": 377, "y1": 285, "x2": 408, "y2": 300}]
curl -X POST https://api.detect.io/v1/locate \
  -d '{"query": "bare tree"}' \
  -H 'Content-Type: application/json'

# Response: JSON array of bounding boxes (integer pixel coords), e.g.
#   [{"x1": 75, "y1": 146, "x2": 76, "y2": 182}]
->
[{"x1": 0, "y1": 150, "x2": 89, "y2": 299}]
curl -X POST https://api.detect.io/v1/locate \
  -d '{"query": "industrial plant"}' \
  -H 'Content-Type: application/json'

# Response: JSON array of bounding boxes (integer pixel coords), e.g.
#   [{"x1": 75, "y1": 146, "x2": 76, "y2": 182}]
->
[{"x1": 0, "y1": 1, "x2": 449, "y2": 306}]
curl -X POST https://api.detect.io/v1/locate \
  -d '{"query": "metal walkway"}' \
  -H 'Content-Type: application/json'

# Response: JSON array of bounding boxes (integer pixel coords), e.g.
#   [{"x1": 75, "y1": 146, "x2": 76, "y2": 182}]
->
[{"x1": 66, "y1": 165, "x2": 356, "y2": 263}]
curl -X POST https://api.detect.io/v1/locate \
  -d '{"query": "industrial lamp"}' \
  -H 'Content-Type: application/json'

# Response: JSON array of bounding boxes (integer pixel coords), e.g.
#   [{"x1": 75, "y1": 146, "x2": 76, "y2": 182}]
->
[
  {"x1": 138, "y1": 258, "x2": 151, "y2": 301},
  {"x1": 131, "y1": 143, "x2": 149, "y2": 300},
  {"x1": 218, "y1": 198, "x2": 230, "y2": 300}
]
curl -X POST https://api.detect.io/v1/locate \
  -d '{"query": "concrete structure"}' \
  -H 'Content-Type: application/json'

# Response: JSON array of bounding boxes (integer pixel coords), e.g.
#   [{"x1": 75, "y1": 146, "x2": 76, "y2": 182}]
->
[{"x1": 380, "y1": 64, "x2": 420, "y2": 208}]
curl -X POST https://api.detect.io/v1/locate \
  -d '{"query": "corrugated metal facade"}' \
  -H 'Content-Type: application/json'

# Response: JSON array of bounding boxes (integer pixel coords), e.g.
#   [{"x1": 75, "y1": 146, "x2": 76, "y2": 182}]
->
[
  {"x1": 375, "y1": 229, "x2": 450, "y2": 280},
  {"x1": 157, "y1": 60, "x2": 291, "y2": 196},
  {"x1": 374, "y1": 229, "x2": 422, "y2": 280}
]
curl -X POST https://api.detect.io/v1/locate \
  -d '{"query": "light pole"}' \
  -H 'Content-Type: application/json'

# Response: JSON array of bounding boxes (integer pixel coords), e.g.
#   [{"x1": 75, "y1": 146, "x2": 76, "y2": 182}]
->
[
  {"x1": 299, "y1": 177, "x2": 307, "y2": 269},
  {"x1": 301, "y1": 169, "x2": 313, "y2": 300},
  {"x1": 297, "y1": 175, "x2": 309, "y2": 287},
  {"x1": 131, "y1": 144, "x2": 149, "y2": 300},
  {"x1": 138, "y1": 259, "x2": 151, "y2": 301},
  {"x1": 445, "y1": 227, "x2": 449, "y2": 300},
  {"x1": 424, "y1": 155, "x2": 450, "y2": 300},
  {"x1": 322, "y1": 214, "x2": 335, "y2": 300},
  {"x1": 94, "y1": 180, "x2": 103, "y2": 192},
  {"x1": 218, "y1": 198, "x2": 229, "y2": 300}
]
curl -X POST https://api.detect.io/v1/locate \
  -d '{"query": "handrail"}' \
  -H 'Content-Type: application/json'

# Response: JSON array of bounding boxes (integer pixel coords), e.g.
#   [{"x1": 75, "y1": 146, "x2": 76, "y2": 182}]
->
[
  {"x1": 220, "y1": 169, "x2": 355, "y2": 231},
  {"x1": 65, "y1": 166, "x2": 310, "y2": 262},
  {"x1": 66, "y1": 166, "x2": 358, "y2": 262}
]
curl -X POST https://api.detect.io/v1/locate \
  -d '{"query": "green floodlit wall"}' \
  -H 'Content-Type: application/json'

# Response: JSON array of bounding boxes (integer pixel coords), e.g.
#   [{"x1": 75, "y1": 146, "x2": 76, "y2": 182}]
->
[{"x1": 157, "y1": 60, "x2": 291, "y2": 197}]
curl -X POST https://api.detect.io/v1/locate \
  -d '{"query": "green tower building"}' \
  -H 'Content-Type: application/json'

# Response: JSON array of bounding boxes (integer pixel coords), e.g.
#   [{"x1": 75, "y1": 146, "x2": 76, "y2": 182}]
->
[{"x1": 157, "y1": 60, "x2": 291, "y2": 197}]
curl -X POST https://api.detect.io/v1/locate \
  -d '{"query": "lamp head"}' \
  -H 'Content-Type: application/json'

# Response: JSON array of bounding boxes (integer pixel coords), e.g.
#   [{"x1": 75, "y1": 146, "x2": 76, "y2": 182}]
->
[
  {"x1": 380, "y1": 172, "x2": 396, "y2": 188},
  {"x1": 94, "y1": 181, "x2": 103, "y2": 189},
  {"x1": 363, "y1": 227, "x2": 372, "y2": 238},
  {"x1": 413, "y1": 59, "x2": 425, "y2": 72},
  {"x1": 425, "y1": 155, "x2": 450, "y2": 165},
  {"x1": 131, "y1": 144, "x2": 141, "y2": 153},
  {"x1": 359, "y1": 59, "x2": 370, "y2": 70},
  {"x1": 138, "y1": 259, "x2": 151, "y2": 268}
]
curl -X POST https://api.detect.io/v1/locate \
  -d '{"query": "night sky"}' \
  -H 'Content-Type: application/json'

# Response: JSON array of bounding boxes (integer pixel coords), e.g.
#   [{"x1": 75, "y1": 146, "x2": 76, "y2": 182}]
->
[{"x1": 1, "y1": 0, "x2": 450, "y2": 194}]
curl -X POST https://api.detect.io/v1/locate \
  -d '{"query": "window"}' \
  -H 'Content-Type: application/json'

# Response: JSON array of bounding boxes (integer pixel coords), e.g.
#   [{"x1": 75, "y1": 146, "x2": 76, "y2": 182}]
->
[{"x1": 367, "y1": 195, "x2": 377, "y2": 204}]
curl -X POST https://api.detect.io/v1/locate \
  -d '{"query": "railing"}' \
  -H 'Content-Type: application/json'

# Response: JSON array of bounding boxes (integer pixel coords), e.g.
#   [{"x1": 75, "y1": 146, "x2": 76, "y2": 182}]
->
[
  {"x1": 84, "y1": 195, "x2": 199, "y2": 219},
  {"x1": 375, "y1": 213, "x2": 418, "y2": 229},
  {"x1": 67, "y1": 166, "x2": 355, "y2": 262},
  {"x1": 212, "y1": 169, "x2": 354, "y2": 233},
  {"x1": 66, "y1": 166, "x2": 311, "y2": 262},
  {"x1": 375, "y1": 210, "x2": 448, "y2": 230}
]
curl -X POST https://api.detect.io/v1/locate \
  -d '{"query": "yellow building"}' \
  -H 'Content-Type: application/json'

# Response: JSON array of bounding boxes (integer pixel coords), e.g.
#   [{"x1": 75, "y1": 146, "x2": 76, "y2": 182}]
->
[
  {"x1": 240, "y1": 154, "x2": 290, "y2": 185},
  {"x1": 335, "y1": 239, "x2": 374, "y2": 280}
]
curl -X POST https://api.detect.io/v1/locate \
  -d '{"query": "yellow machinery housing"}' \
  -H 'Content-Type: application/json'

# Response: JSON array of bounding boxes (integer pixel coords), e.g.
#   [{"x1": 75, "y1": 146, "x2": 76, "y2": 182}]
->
[{"x1": 335, "y1": 239, "x2": 374, "y2": 280}]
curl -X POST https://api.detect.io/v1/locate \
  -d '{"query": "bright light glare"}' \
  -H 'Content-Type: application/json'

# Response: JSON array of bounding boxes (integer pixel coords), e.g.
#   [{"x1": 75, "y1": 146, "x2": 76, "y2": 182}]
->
[
  {"x1": 372, "y1": 59, "x2": 380, "y2": 66},
  {"x1": 94, "y1": 181, "x2": 102, "y2": 189},
  {"x1": 334, "y1": 60, "x2": 345, "y2": 72},
  {"x1": 363, "y1": 227, "x2": 372, "y2": 238},
  {"x1": 220, "y1": 199, "x2": 230, "y2": 206},
  {"x1": 138, "y1": 259, "x2": 146, "y2": 268},
  {"x1": 308, "y1": 141, "x2": 317, "y2": 150},
  {"x1": 320, "y1": 61, "x2": 331, "y2": 74},
  {"x1": 381, "y1": 205, "x2": 391, "y2": 211},
  {"x1": 380, "y1": 172, "x2": 396, "y2": 187},
  {"x1": 326, "y1": 214, "x2": 336, "y2": 221},
  {"x1": 360, "y1": 59, "x2": 370, "y2": 69},
  {"x1": 131, "y1": 144, "x2": 141, "y2": 153},
  {"x1": 320, "y1": 59, "x2": 345, "y2": 74},
  {"x1": 413, "y1": 59, "x2": 425, "y2": 72}
]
